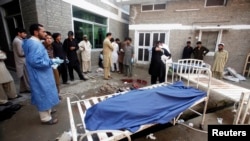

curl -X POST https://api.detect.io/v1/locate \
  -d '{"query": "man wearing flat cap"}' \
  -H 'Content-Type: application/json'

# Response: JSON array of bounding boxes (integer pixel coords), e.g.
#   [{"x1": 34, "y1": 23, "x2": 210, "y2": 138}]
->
[{"x1": 212, "y1": 43, "x2": 228, "y2": 79}]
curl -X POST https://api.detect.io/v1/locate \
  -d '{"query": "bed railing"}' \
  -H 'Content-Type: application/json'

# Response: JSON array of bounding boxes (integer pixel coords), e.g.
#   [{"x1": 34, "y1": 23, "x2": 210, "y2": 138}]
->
[
  {"x1": 67, "y1": 59, "x2": 213, "y2": 141},
  {"x1": 233, "y1": 92, "x2": 250, "y2": 124},
  {"x1": 165, "y1": 59, "x2": 212, "y2": 89},
  {"x1": 165, "y1": 59, "x2": 212, "y2": 129}
]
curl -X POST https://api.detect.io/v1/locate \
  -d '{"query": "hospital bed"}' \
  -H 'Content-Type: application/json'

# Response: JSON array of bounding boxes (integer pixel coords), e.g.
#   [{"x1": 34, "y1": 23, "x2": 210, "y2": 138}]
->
[
  {"x1": 169, "y1": 59, "x2": 250, "y2": 126},
  {"x1": 171, "y1": 59, "x2": 250, "y2": 102},
  {"x1": 67, "y1": 61, "x2": 212, "y2": 141}
]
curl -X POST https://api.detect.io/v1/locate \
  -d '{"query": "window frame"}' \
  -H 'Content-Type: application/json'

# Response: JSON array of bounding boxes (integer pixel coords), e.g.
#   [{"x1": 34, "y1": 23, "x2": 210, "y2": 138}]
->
[
  {"x1": 135, "y1": 31, "x2": 170, "y2": 64},
  {"x1": 141, "y1": 3, "x2": 166, "y2": 12},
  {"x1": 204, "y1": 0, "x2": 227, "y2": 7},
  {"x1": 0, "y1": 0, "x2": 24, "y2": 51},
  {"x1": 197, "y1": 29, "x2": 223, "y2": 56}
]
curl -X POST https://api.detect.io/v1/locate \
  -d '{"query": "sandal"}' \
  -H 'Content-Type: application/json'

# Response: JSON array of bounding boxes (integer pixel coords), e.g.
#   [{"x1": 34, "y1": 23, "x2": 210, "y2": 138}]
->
[
  {"x1": 41, "y1": 118, "x2": 58, "y2": 125},
  {"x1": 8, "y1": 95, "x2": 22, "y2": 100},
  {"x1": 51, "y1": 109, "x2": 57, "y2": 114}
]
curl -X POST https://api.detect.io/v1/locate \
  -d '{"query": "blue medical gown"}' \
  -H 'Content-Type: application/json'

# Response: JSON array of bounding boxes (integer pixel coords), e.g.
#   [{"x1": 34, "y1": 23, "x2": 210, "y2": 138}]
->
[{"x1": 22, "y1": 38, "x2": 59, "y2": 111}]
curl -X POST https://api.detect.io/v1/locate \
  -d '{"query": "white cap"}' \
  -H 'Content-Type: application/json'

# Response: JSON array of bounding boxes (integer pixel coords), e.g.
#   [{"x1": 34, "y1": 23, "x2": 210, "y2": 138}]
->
[{"x1": 218, "y1": 43, "x2": 224, "y2": 46}]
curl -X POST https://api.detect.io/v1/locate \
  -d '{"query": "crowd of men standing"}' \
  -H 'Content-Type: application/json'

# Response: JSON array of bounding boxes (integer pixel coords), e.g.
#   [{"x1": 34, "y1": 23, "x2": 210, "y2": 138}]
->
[
  {"x1": 0, "y1": 22, "x2": 229, "y2": 124},
  {"x1": 0, "y1": 23, "x2": 136, "y2": 124},
  {"x1": 182, "y1": 41, "x2": 228, "y2": 80},
  {"x1": 99, "y1": 32, "x2": 134, "y2": 80},
  {"x1": 0, "y1": 24, "x2": 92, "y2": 124}
]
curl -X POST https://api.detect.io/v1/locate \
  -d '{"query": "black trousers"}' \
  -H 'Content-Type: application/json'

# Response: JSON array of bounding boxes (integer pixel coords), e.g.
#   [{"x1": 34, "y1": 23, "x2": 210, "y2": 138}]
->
[
  {"x1": 119, "y1": 62, "x2": 123, "y2": 73},
  {"x1": 150, "y1": 74, "x2": 165, "y2": 85},
  {"x1": 58, "y1": 62, "x2": 68, "y2": 83},
  {"x1": 68, "y1": 61, "x2": 84, "y2": 80}
]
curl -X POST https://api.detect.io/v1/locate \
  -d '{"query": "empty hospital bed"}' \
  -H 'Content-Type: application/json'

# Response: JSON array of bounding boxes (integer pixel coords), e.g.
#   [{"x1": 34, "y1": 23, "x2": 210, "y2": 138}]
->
[
  {"x1": 67, "y1": 61, "x2": 212, "y2": 141},
  {"x1": 170, "y1": 59, "x2": 250, "y2": 102},
  {"x1": 169, "y1": 59, "x2": 250, "y2": 125}
]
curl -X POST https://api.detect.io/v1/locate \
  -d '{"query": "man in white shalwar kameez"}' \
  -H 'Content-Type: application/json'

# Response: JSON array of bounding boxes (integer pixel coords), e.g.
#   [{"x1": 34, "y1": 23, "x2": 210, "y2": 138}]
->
[
  {"x1": 78, "y1": 35, "x2": 92, "y2": 73},
  {"x1": 12, "y1": 27, "x2": 30, "y2": 93},
  {"x1": 111, "y1": 38, "x2": 119, "y2": 72}
]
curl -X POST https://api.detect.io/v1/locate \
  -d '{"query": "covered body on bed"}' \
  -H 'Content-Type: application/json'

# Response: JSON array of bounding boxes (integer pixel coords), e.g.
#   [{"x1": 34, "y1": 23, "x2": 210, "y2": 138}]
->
[
  {"x1": 85, "y1": 81, "x2": 206, "y2": 132},
  {"x1": 67, "y1": 59, "x2": 212, "y2": 141}
]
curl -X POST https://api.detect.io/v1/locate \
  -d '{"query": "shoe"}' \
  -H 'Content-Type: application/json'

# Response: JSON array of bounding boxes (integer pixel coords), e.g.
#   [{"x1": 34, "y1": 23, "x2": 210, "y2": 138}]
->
[
  {"x1": 103, "y1": 78, "x2": 110, "y2": 80},
  {"x1": 0, "y1": 101, "x2": 13, "y2": 106},
  {"x1": 20, "y1": 90, "x2": 31, "y2": 93},
  {"x1": 58, "y1": 96, "x2": 63, "y2": 100},
  {"x1": 8, "y1": 95, "x2": 22, "y2": 100},
  {"x1": 108, "y1": 76, "x2": 112, "y2": 79},
  {"x1": 63, "y1": 82, "x2": 69, "y2": 84},
  {"x1": 51, "y1": 109, "x2": 57, "y2": 114},
  {"x1": 41, "y1": 118, "x2": 58, "y2": 125},
  {"x1": 87, "y1": 71, "x2": 92, "y2": 73},
  {"x1": 80, "y1": 78, "x2": 88, "y2": 81}
]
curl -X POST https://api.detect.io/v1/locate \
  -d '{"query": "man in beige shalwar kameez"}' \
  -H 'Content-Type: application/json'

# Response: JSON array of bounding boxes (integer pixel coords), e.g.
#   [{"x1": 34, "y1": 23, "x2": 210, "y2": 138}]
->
[
  {"x1": 0, "y1": 50, "x2": 18, "y2": 106},
  {"x1": 212, "y1": 43, "x2": 228, "y2": 79},
  {"x1": 102, "y1": 33, "x2": 113, "y2": 80}
]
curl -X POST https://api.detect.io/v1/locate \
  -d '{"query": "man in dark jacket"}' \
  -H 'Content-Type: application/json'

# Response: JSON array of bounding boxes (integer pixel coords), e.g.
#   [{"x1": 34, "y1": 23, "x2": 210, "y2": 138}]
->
[
  {"x1": 52, "y1": 33, "x2": 68, "y2": 84},
  {"x1": 182, "y1": 41, "x2": 193, "y2": 59},
  {"x1": 193, "y1": 41, "x2": 209, "y2": 60},
  {"x1": 148, "y1": 41, "x2": 171, "y2": 84},
  {"x1": 62, "y1": 31, "x2": 86, "y2": 81}
]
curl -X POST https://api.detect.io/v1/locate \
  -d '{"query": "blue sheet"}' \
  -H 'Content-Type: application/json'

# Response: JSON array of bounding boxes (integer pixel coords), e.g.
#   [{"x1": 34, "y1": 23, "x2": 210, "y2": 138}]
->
[{"x1": 84, "y1": 81, "x2": 206, "y2": 133}]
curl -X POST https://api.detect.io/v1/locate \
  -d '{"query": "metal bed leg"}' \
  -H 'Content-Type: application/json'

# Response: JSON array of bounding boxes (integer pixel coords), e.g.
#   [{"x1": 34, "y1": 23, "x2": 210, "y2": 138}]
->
[
  {"x1": 233, "y1": 93, "x2": 245, "y2": 124},
  {"x1": 240, "y1": 94, "x2": 250, "y2": 124},
  {"x1": 200, "y1": 97, "x2": 209, "y2": 130},
  {"x1": 67, "y1": 97, "x2": 78, "y2": 141}
]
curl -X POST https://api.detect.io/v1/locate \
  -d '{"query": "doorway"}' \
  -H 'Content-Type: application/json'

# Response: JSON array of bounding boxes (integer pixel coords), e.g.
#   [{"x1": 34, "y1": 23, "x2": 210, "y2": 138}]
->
[{"x1": 135, "y1": 31, "x2": 169, "y2": 64}]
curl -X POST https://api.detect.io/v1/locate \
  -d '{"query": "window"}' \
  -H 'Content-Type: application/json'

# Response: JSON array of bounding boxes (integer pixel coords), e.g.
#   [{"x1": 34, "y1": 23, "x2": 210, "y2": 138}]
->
[
  {"x1": 154, "y1": 4, "x2": 166, "y2": 10},
  {"x1": 136, "y1": 32, "x2": 169, "y2": 63},
  {"x1": 205, "y1": 0, "x2": 227, "y2": 7},
  {"x1": 142, "y1": 5, "x2": 153, "y2": 11},
  {"x1": 0, "y1": 0, "x2": 24, "y2": 50},
  {"x1": 121, "y1": 12, "x2": 129, "y2": 21},
  {"x1": 73, "y1": 6, "x2": 107, "y2": 25},
  {"x1": 72, "y1": 6, "x2": 107, "y2": 49},
  {"x1": 141, "y1": 3, "x2": 166, "y2": 11},
  {"x1": 201, "y1": 31, "x2": 219, "y2": 51},
  {"x1": 197, "y1": 30, "x2": 223, "y2": 56}
]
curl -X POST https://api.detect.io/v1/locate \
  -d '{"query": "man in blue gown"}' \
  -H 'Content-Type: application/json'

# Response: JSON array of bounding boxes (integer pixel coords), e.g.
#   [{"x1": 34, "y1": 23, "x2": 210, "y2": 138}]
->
[{"x1": 22, "y1": 23, "x2": 59, "y2": 125}]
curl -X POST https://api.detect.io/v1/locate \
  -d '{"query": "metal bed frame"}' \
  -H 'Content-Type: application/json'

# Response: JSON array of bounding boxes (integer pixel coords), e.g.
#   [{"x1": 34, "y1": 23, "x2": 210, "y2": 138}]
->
[
  {"x1": 67, "y1": 60, "x2": 212, "y2": 141},
  {"x1": 169, "y1": 59, "x2": 250, "y2": 125}
]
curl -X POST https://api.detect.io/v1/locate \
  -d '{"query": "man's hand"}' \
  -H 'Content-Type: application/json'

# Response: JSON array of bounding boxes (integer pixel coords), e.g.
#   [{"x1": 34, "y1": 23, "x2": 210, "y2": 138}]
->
[
  {"x1": 70, "y1": 46, "x2": 75, "y2": 50},
  {"x1": 155, "y1": 47, "x2": 163, "y2": 51}
]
